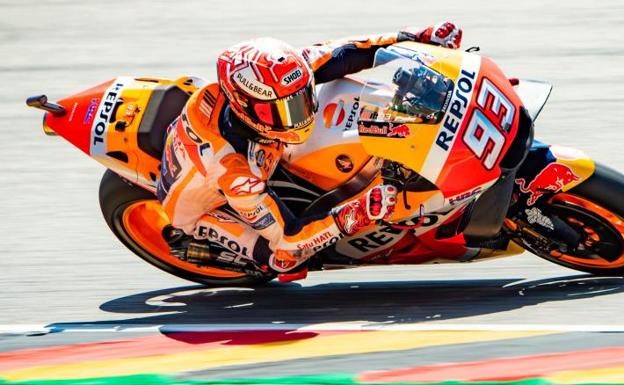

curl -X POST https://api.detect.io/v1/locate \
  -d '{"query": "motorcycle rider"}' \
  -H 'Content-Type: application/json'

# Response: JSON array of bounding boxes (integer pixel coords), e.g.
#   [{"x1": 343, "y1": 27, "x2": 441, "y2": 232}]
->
[{"x1": 157, "y1": 22, "x2": 463, "y2": 281}]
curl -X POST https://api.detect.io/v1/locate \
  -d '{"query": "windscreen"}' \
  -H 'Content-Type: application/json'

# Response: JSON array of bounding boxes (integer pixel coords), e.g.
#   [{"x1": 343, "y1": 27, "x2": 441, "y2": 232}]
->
[{"x1": 358, "y1": 46, "x2": 454, "y2": 127}]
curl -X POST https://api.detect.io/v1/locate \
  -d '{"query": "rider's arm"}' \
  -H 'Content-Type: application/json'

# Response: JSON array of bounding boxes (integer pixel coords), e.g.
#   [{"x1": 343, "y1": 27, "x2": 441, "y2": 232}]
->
[
  {"x1": 301, "y1": 22, "x2": 462, "y2": 84},
  {"x1": 217, "y1": 153, "x2": 396, "y2": 256},
  {"x1": 217, "y1": 153, "x2": 341, "y2": 254}
]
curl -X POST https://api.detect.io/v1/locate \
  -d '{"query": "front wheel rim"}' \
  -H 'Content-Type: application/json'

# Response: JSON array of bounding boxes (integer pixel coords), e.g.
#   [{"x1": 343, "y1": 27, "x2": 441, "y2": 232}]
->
[{"x1": 546, "y1": 193, "x2": 624, "y2": 269}]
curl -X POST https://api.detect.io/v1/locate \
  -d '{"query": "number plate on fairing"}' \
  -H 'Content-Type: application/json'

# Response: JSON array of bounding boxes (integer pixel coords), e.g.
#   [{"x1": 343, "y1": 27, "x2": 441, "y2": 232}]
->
[{"x1": 357, "y1": 42, "x2": 524, "y2": 201}]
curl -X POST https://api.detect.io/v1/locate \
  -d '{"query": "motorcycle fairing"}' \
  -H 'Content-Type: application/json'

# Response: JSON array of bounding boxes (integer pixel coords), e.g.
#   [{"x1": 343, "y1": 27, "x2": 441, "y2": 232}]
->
[
  {"x1": 42, "y1": 76, "x2": 199, "y2": 192},
  {"x1": 282, "y1": 79, "x2": 372, "y2": 191},
  {"x1": 514, "y1": 141, "x2": 595, "y2": 208},
  {"x1": 356, "y1": 42, "x2": 525, "y2": 208},
  {"x1": 513, "y1": 79, "x2": 552, "y2": 121}
]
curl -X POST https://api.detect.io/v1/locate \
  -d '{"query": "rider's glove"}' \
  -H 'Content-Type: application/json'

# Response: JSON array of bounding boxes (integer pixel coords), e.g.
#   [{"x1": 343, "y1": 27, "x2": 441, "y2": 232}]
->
[
  {"x1": 398, "y1": 22, "x2": 463, "y2": 49},
  {"x1": 332, "y1": 185, "x2": 397, "y2": 236}
]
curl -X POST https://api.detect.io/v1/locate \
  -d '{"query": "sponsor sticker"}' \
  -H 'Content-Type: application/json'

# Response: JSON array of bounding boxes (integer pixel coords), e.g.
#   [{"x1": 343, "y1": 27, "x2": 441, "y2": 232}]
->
[
  {"x1": 435, "y1": 68, "x2": 476, "y2": 151},
  {"x1": 296, "y1": 230, "x2": 338, "y2": 251},
  {"x1": 238, "y1": 205, "x2": 265, "y2": 222},
  {"x1": 195, "y1": 226, "x2": 250, "y2": 257},
  {"x1": 83, "y1": 98, "x2": 99, "y2": 125},
  {"x1": 255, "y1": 149, "x2": 266, "y2": 168},
  {"x1": 447, "y1": 187, "x2": 482, "y2": 206},
  {"x1": 345, "y1": 97, "x2": 360, "y2": 130},
  {"x1": 515, "y1": 163, "x2": 580, "y2": 206},
  {"x1": 323, "y1": 100, "x2": 346, "y2": 128},
  {"x1": 358, "y1": 122, "x2": 410, "y2": 138},
  {"x1": 233, "y1": 68, "x2": 275, "y2": 100},
  {"x1": 525, "y1": 207, "x2": 554, "y2": 230},
  {"x1": 90, "y1": 77, "x2": 131, "y2": 156},
  {"x1": 250, "y1": 213, "x2": 276, "y2": 230}
]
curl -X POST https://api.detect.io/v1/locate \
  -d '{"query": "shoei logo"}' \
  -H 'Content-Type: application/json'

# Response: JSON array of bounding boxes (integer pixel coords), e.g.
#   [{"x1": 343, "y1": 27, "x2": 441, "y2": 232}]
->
[{"x1": 281, "y1": 68, "x2": 303, "y2": 86}]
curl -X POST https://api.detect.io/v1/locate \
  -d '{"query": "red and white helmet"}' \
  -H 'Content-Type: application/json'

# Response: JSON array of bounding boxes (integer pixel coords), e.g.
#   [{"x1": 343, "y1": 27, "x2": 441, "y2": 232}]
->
[{"x1": 217, "y1": 38, "x2": 318, "y2": 144}]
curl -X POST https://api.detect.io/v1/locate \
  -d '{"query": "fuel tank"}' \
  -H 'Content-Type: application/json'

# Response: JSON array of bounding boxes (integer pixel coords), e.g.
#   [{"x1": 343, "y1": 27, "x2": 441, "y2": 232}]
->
[{"x1": 282, "y1": 78, "x2": 373, "y2": 191}]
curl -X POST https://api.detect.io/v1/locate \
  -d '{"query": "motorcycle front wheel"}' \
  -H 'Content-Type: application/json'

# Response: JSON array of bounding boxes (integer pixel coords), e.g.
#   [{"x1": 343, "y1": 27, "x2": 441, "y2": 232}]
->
[
  {"x1": 98, "y1": 170, "x2": 274, "y2": 286},
  {"x1": 515, "y1": 163, "x2": 624, "y2": 276}
]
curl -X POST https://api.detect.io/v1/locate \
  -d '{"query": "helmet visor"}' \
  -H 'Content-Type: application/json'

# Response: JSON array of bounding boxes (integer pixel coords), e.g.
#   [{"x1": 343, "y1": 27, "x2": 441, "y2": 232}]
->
[{"x1": 250, "y1": 82, "x2": 318, "y2": 130}]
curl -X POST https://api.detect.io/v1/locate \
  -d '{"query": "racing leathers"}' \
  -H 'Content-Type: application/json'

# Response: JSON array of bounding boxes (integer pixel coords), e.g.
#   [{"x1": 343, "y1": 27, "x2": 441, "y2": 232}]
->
[{"x1": 156, "y1": 23, "x2": 462, "y2": 274}]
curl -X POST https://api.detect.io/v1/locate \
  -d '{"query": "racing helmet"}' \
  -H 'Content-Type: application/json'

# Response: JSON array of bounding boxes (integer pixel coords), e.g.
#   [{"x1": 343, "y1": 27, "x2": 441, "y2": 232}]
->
[{"x1": 217, "y1": 38, "x2": 318, "y2": 144}]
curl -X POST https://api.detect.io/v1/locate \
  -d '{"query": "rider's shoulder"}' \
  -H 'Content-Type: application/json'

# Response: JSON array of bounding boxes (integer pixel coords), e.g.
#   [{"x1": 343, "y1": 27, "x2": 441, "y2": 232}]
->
[
  {"x1": 182, "y1": 83, "x2": 228, "y2": 144},
  {"x1": 186, "y1": 83, "x2": 221, "y2": 121}
]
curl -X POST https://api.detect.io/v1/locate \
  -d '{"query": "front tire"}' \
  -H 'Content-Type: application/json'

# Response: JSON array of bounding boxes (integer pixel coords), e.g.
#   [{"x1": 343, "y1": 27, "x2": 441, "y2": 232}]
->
[
  {"x1": 516, "y1": 163, "x2": 624, "y2": 276},
  {"x1": 99, "y1": 170, "x2": 273, "y2": 286}
]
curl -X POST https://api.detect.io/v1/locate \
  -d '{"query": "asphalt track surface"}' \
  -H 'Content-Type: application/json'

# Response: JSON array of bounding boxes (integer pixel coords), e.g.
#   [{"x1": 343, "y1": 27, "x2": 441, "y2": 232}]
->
[{"x1": 2, "y1": 0, "x2": 624, "y2": 381}]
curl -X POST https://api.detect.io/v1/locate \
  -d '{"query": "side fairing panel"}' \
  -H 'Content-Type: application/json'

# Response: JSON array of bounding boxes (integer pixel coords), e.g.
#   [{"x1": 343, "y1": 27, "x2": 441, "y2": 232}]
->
[
  {"x1": 357, "y1": 44, "x2": 525, "y2": 200},
  {"x1": 282, "y1": 79, "x2": 371, "y2": 191}
]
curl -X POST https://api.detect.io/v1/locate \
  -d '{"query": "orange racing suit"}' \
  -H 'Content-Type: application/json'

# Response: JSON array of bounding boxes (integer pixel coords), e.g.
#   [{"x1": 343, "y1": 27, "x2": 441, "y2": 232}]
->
[{"x1": 156, "y1": 28, "x2": 457, "y2": 272}]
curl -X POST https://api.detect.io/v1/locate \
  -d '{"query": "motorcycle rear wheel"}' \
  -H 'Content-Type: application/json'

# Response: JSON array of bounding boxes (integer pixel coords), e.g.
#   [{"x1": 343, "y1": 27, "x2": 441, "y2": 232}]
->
[
  {"x1": 517, "y1": 163, "x2": 624, "y2": 276},
  {"x1": 98, "y1": 170, "x2": 274, "y2": 286}
]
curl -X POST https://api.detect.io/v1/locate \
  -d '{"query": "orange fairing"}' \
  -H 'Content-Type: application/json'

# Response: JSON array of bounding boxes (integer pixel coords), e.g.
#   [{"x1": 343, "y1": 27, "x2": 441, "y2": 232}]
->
[
  {"x1": 44, "y1": 76, "x2": 200, "y2": 191},
  {"x1": 286, "y1": 144, "x2": 371, "y2": 191},
  {"x1": 122, "y1": 200, "x2": 244, "y2": 278},
  {"x1": 550, "y1": 193, "x2": 624, "y2": 268},
  {"x1": 358, "y1": 42, "x2": 524, "y2": 198},
  {"x1": 44, "y1": 79, "x2": 116, "y2": 154}
]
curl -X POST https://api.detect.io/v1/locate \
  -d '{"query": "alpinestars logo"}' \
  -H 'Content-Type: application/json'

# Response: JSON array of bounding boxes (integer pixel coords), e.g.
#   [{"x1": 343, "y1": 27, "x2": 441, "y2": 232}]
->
[
  {"x1": 343, "y1": 210, "x2": 357, "y2": 234},
  {"x1": 230, "y1": 176, "x2": 266, "y2": 195}
]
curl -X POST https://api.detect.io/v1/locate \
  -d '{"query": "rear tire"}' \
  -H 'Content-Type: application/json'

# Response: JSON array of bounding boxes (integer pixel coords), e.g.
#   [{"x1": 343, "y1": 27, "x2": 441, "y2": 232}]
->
[
  {"x1": 518, "y1": 163, "x2": 624, "y2": 276},
  {"x1": 99, "y1": 170, "x2": 274, "y2": 286}
]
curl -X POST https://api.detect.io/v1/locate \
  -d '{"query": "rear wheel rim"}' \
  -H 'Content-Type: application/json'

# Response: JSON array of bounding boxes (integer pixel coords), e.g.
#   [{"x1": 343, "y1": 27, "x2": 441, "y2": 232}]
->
[
  {"x1": 121, "y1": 200, "x2": 246, "y2": 278},
  {"x1": 547, "y1": 193, "x2": 624, "y2": 269}
]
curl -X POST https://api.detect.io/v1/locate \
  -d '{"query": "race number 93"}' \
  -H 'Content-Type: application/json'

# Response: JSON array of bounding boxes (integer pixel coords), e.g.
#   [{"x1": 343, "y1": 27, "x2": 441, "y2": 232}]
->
[{"x1": 462, "y1": 79, "x2": 515, "y2": 170}]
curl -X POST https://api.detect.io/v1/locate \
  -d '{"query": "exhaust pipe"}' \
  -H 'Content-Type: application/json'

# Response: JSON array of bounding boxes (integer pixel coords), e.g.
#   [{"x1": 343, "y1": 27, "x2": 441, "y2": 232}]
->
[
  {"x1": 26, "y1": 95, "x2": 65, "y2": 136},
  {"x1": 26, "y1": 94, "x2": 66, "y2": 116}
]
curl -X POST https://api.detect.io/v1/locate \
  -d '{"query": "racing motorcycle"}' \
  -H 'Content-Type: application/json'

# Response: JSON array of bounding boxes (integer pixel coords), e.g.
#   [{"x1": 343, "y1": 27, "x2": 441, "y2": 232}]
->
[{"x1": 27, "y1": 41, "x2": 624, "y2": 286}]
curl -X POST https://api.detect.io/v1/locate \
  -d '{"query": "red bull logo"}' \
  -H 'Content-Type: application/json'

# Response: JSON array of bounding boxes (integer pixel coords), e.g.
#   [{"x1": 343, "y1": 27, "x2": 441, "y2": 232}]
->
[
  {"x1": 387, "y1": 124, "x2": 410, "y2": 138},
  {"x1": 515, "y1": 163, "x2": 579, "y2": 206}
]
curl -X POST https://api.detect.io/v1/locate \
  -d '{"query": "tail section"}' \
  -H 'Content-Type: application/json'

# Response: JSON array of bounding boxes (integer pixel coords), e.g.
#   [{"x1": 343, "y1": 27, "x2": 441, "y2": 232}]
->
[
  {"x1": 29, "y1": 76, "x2": 199, "y2": 192},
  {"x1": 44, "y1": 79, "x2": 116, "y2": 155}
]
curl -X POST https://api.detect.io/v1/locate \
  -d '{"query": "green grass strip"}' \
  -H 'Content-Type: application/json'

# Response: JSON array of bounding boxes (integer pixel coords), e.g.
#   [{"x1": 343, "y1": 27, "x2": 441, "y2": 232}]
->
[{"x1": 0, "y1": 374, "x2": 614, "y2": 385}]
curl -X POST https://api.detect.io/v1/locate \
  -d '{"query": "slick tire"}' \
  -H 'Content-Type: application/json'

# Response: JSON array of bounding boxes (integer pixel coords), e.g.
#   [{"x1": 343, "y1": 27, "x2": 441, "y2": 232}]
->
[
  {"x1": 98, "y1": 169, "x2": 274, "y2": 286},
  {"x1": 525, "y1": 163, "x2": 624, "y2": 276}
]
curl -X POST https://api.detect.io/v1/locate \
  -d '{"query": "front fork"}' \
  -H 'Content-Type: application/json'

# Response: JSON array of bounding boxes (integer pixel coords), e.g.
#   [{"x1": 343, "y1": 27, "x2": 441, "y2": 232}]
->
[{"x1": 504, "y1": 141, "x2": 596, "y2": 250}]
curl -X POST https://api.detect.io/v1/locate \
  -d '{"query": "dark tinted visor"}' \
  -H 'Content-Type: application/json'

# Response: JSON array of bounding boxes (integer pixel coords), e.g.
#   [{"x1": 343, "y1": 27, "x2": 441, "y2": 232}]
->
[{"x1": 250, "y1": 82, "x2": 318, "y2": 130}]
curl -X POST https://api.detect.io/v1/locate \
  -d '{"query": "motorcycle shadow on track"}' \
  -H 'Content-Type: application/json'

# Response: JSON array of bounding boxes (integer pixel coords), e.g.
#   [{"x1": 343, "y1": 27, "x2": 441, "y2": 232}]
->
[{"x1": 44, "y1": 274, "x2": 624, "y2": 343}]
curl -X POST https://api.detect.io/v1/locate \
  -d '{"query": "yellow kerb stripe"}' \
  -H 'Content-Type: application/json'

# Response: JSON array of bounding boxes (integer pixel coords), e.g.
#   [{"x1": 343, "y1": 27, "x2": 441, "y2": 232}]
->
[
  {"x1": 546, "y1": 365, "x2": 624, "y2": 384},
  {"x1": 1, "y1": 330, "x2": 554, "y2": 381}
]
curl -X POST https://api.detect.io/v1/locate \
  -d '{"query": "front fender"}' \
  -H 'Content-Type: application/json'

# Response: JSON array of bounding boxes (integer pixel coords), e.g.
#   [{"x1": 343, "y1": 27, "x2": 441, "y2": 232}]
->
[
  {"x1": 549, "y1": 145, "x2": 595, "y2": 191},
  {"x1": 515, "y1": 141, "x2": 596, "y2": 201}
]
